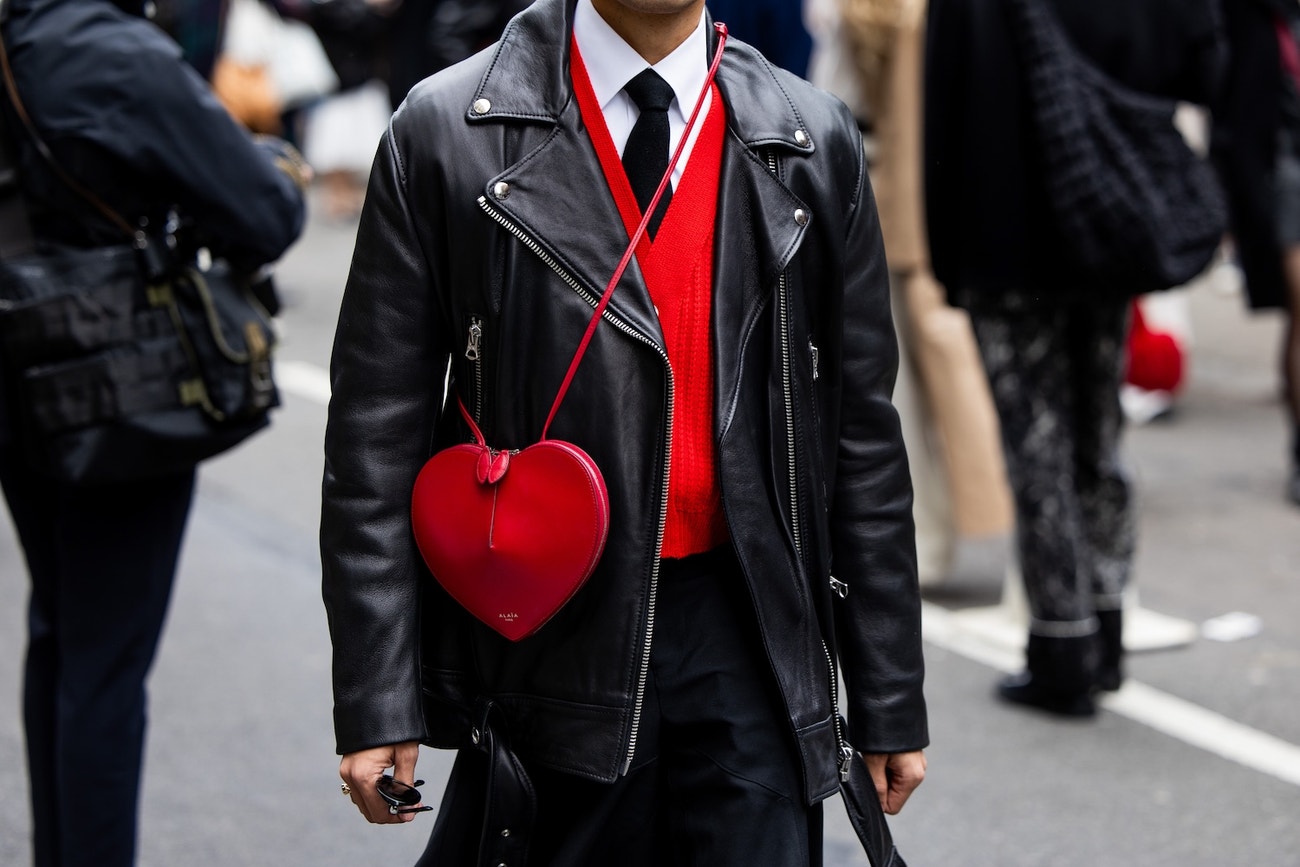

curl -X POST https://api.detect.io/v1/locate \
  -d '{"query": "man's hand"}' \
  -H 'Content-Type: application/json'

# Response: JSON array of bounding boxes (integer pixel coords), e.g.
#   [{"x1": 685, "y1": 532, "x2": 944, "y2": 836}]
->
[
  {"x1": 339, "y1": 741, "x2": 423, "y2": 824},
  {"x1": 862, "y1": 750, "x2": 926, "y2": 815}
]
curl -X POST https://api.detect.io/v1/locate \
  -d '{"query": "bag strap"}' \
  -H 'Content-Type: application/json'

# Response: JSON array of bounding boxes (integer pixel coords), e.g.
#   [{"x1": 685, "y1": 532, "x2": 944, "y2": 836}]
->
[
  {"x1": 538, "y1": 22, "x2": 729, "y2": 441},
  {"x1": 0, "y1": 11, "x2": 142, "y2": 243}
]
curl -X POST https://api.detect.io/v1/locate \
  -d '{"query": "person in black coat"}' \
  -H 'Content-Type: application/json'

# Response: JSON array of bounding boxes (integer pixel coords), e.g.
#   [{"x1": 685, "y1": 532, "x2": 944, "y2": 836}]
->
[
  {"x1": 0, "y1": 0, "x2": 306, "y2": 862},
  {"x1": 1212, "y1": 0, "x2": 1300, "y2": 504},
  {"x1": 925, "y1": 0, "x2": 1224, "y2": 716}
]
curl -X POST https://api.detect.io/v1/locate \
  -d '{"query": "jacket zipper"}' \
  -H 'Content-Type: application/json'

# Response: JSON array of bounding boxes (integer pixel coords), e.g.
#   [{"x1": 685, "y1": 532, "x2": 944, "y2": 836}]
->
[
  {"x1": 765, "y1": 153, "x2": 853, "y2": 783},
  {"x1": 779, "y1": 268, "x2": 801, "y2": 559},
  {"x1": 465, "y1": 316, "x2": 484, "y2": 423},
  {"x1": 477, "y1": 196, "x2": 673, "y2": 775},
  {"x1": 824, "y1": 639, "x2": 855, "y2": 782},
  {"x1": 767, "y1": 153, "x2": 802, "y2": 561}
]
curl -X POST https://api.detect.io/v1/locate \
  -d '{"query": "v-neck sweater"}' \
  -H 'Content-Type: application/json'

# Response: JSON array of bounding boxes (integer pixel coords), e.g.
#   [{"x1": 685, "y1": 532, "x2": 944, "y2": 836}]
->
[{"x1": 571, "y1": 40, "x2": 729, "y2": 558}]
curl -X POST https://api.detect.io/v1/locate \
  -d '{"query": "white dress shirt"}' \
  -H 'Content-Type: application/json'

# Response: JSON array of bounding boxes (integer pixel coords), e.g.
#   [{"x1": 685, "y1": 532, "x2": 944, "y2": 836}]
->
[{"x1": 572, "y1": 0, "x2": 713, "y2": 191}]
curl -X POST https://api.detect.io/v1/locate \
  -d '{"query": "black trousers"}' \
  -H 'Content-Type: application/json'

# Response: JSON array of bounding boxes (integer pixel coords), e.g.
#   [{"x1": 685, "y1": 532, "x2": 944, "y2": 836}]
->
[
  {"x1": 419, "y1": 547, "x2": 821, "y2": 866},
  {"x1": 970, "y1": 300, "x2": 1135, "y2": 636},
  {"x1": 0, "y1": 446, "x2": 195, "y2": 867}
]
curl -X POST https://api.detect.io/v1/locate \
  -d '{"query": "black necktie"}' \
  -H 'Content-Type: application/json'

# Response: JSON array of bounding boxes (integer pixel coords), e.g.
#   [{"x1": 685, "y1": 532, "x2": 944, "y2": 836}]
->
[{"x1": 622, "y1": 69, "x2": 675, "y2": 238}]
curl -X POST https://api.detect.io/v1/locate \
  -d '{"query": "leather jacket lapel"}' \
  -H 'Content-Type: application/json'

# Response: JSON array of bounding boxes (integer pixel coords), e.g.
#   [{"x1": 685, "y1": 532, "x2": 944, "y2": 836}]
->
[
  {"x1": 711, "y1": 132, "x2": 808, "y2": 436},
  {"x1": 481, "y1": 98, "x2": 665, "y2": 344},
  {"x1": 468, "y1": 0, "x2": 663, "y2": 343}
]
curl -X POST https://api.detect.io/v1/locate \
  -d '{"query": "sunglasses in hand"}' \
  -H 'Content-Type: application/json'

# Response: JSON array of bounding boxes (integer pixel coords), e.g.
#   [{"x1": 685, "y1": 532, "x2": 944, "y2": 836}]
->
[{"x1": 376, "y1": 775, "x2": 434, "y2": 815}]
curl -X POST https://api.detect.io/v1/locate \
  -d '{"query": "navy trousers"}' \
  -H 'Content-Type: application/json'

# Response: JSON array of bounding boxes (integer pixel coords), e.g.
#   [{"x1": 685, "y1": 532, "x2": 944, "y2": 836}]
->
[
  {"x1": 418, "y1": 547, "x2": 821, "y2": 866},
  {"x1": 0, "y1": 446, "x2": 195, "y2": 867}
]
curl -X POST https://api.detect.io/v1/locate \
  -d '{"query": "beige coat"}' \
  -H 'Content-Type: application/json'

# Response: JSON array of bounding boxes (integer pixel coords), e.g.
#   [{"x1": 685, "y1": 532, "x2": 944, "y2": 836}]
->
[{"x1": 842, "y1": 0, "x2": 1013, "y2": 541}]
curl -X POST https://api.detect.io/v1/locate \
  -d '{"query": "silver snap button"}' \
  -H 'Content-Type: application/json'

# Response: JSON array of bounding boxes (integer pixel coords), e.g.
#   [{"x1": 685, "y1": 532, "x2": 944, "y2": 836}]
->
[
  {"x1": 501, "y1": 828, "x2": 511, "y2": 837},
  {"x1": 794, "y1": 129, "x2": 809, "y2": 147},
  {"x1": 794, "y1": 208, "x2": 808, "y2": 226},
  {"x1": 493, "y1": 182, "x2": 510, "y2": 200},
  {"x1": 472, "y1": 98, "x2": 492, "y2": 115}
]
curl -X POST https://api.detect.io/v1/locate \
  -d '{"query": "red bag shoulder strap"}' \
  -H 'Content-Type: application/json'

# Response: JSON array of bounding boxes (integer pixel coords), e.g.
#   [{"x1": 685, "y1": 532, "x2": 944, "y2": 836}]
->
[{"x1": 539, "y1": 22, "x2": 729, "y2": 441}]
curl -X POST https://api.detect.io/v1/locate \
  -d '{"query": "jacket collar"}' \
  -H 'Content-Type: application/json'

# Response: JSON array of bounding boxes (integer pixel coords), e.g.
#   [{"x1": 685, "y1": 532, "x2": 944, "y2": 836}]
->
[
  {"x1": 472, "y1": 0, "x2": 811, "y2": 379},
  {"x1": 467, "y1": 0, "x2": 816, "y2": 155}
]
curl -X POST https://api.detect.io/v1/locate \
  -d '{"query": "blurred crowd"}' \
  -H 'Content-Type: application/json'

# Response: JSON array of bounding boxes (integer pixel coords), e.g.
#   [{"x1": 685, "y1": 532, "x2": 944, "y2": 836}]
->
[{"x1": 179, "y1": 0, "x2": 531, "y2": 218}]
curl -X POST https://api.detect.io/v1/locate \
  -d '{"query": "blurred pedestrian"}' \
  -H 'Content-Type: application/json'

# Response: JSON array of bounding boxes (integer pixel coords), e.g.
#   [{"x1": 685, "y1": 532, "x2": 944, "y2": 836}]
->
[
  {"x1": 322, "y1": 0, "x2": 926, "y2": 863},
  {"x1": 706, "y1": 0, "x2": 812, "y2": 76},
  {"x1": 925, "y1": 0, "x2": 1225, "y2": 716},
  {"x1": 1212, "y1": 0, "x2": 1300, "y2": 505},
  {"x1": 387, "y1": 0, "x2": 532, "y2": 109},
  {"x1": 829, "y1": 0, "x2": 1014, "y2": 585},
  {"x1": 277, "y1": 0, "x2": 396, "y2": 218},
  {"x1": 0, "y1": 0, "x2": 307, "y2": 862}
]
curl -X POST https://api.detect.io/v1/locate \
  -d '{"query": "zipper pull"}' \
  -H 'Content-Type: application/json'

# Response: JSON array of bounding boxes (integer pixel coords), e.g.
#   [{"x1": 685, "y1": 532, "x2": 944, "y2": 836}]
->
[
  {"x1": 838, "y1": 744, "x2": 856, "y2": 782},
  {"x1": 829, "y1": 576, "x2": 848, "y2": 598},
  {"x1": 465, "y1": 318, "x2": 483, "y2": 362},
  {"x1": 810, "y1": 340, "x2": 820, "y2": 381}
]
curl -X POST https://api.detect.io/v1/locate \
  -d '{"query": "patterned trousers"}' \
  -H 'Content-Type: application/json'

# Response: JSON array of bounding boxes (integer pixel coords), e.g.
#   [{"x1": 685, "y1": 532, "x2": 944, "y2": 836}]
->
[{"x1": 971, "y1": 300, "x2": 1135, "y2": 638}]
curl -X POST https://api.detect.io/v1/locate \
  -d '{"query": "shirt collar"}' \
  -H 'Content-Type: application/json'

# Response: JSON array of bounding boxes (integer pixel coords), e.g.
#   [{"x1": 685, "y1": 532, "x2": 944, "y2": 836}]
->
[{"x1": 573, "y1": 0, "x2": 708, "y2": 120}]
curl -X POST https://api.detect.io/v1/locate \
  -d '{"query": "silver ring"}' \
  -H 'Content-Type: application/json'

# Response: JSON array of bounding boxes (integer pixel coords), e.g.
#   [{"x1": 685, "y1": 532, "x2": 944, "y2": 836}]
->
[{"x1": 340, "y1": 782, "x2": 353, "y2": 797}]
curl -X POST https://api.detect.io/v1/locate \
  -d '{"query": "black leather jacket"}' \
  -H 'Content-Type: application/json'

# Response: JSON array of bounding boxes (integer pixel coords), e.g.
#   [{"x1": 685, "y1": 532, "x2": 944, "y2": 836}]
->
[{"x1": 322, "y1": 0, "x2": 927, "y2": 805}]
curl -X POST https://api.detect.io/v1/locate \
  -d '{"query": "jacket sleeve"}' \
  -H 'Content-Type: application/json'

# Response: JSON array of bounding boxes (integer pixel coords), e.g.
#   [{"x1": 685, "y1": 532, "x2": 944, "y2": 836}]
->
[
  {"x1": 111, "y1": 49, "x2": 306, "y2": 266},
  {"x1": 321, "y1": 124, "x2": 446, "y2": 755},
  {"x1": 9, "y1": 14, "x2": 305, "y2": 266},
  {"x1": 829, "y1": 121, "x2": 929, "y2": 755}
]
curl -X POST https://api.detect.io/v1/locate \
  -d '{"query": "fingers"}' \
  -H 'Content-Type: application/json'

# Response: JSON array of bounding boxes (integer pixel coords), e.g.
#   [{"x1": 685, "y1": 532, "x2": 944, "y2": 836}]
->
[
  {"x1": 390, "y1": 741, "x2": 424, "y2": 822},
  {"x1": 862, "y1": 752, "x2": 890, "y2": 806},
  {"x1": 392, "y1": 740, "x2": 420, "y2": 786},
  {"x1": 339, "y1": 743, "x2": 423, "y2": 825},
  {"x1": 339, "y1": 750, "x2": 394, "y2": 824},
  {"x1": 881, "y1": 750, "x2": 927, "y2": 815},
  {"x1": 860, "y1": 750, "x2": 927, "y2": 815}
]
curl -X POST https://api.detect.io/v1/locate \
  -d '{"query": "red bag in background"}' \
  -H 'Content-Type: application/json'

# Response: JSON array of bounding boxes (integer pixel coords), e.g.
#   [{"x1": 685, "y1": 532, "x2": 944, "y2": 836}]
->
[{"x1": 1125, "y1": 299, "x2": 1185, "y2": 394}]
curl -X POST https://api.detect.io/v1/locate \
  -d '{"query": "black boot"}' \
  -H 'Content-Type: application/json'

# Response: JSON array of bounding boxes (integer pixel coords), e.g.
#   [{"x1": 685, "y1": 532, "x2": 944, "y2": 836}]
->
[
  {"x1": 997, "y1": 633, "x2": 1097, "y2": 717},
  {"x1": 1095, "y1": 609, "x2": 1125, "y2": 692}
]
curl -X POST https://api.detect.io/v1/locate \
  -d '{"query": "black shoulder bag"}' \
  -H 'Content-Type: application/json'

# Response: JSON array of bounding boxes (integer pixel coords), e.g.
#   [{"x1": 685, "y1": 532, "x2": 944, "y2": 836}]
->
[
  {"x1": 1004, "y1": 0, "x2": 1227, "y2": 294},
  {"x1": 0, "y1": 22, "x2": 278, "y2": 484}
]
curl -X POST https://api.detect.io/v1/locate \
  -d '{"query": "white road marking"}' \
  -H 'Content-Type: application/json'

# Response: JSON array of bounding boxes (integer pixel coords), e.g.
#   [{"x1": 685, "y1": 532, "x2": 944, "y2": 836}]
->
[
  {"x1": 923, "y1": 602, "x2": 1300, "y2": 787},
  {"x1": 276, "y1": 359, "x2": 332, "y2": 406}
]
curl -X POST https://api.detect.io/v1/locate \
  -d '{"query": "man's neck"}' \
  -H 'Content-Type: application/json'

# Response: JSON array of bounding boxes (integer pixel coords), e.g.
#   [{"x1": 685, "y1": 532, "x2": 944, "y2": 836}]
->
[{"x1": 588, "y1": 0, "x2": 706, "y2": 65}]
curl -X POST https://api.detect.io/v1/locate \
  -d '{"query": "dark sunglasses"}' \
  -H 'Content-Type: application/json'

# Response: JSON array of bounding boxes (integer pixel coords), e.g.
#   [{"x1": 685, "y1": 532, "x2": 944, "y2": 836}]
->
[{"x1": 375, "y1": 775, "x2": 434, "y2": 815}]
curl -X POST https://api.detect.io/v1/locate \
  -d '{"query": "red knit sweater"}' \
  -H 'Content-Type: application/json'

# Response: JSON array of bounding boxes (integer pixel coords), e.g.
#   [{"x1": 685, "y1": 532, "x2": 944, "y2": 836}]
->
[{"x1": 571, "y1": 44, "x2": 729, "y2": 558}]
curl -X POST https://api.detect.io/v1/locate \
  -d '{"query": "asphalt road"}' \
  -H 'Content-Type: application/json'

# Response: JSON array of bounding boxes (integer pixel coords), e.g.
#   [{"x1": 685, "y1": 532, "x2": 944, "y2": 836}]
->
[{"x1": 1, "y1": 196, "x2": 1297, "y2": 866}]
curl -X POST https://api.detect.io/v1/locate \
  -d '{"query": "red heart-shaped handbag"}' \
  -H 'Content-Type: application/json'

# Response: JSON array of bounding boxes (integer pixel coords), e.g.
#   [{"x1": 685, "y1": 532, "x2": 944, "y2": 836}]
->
[
  {"x1": 411, "y1": 404, "x2": 609, "y2": 641},
  {"x1": 409, "y1": 26, "x2": 728, "y2": 641}
]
